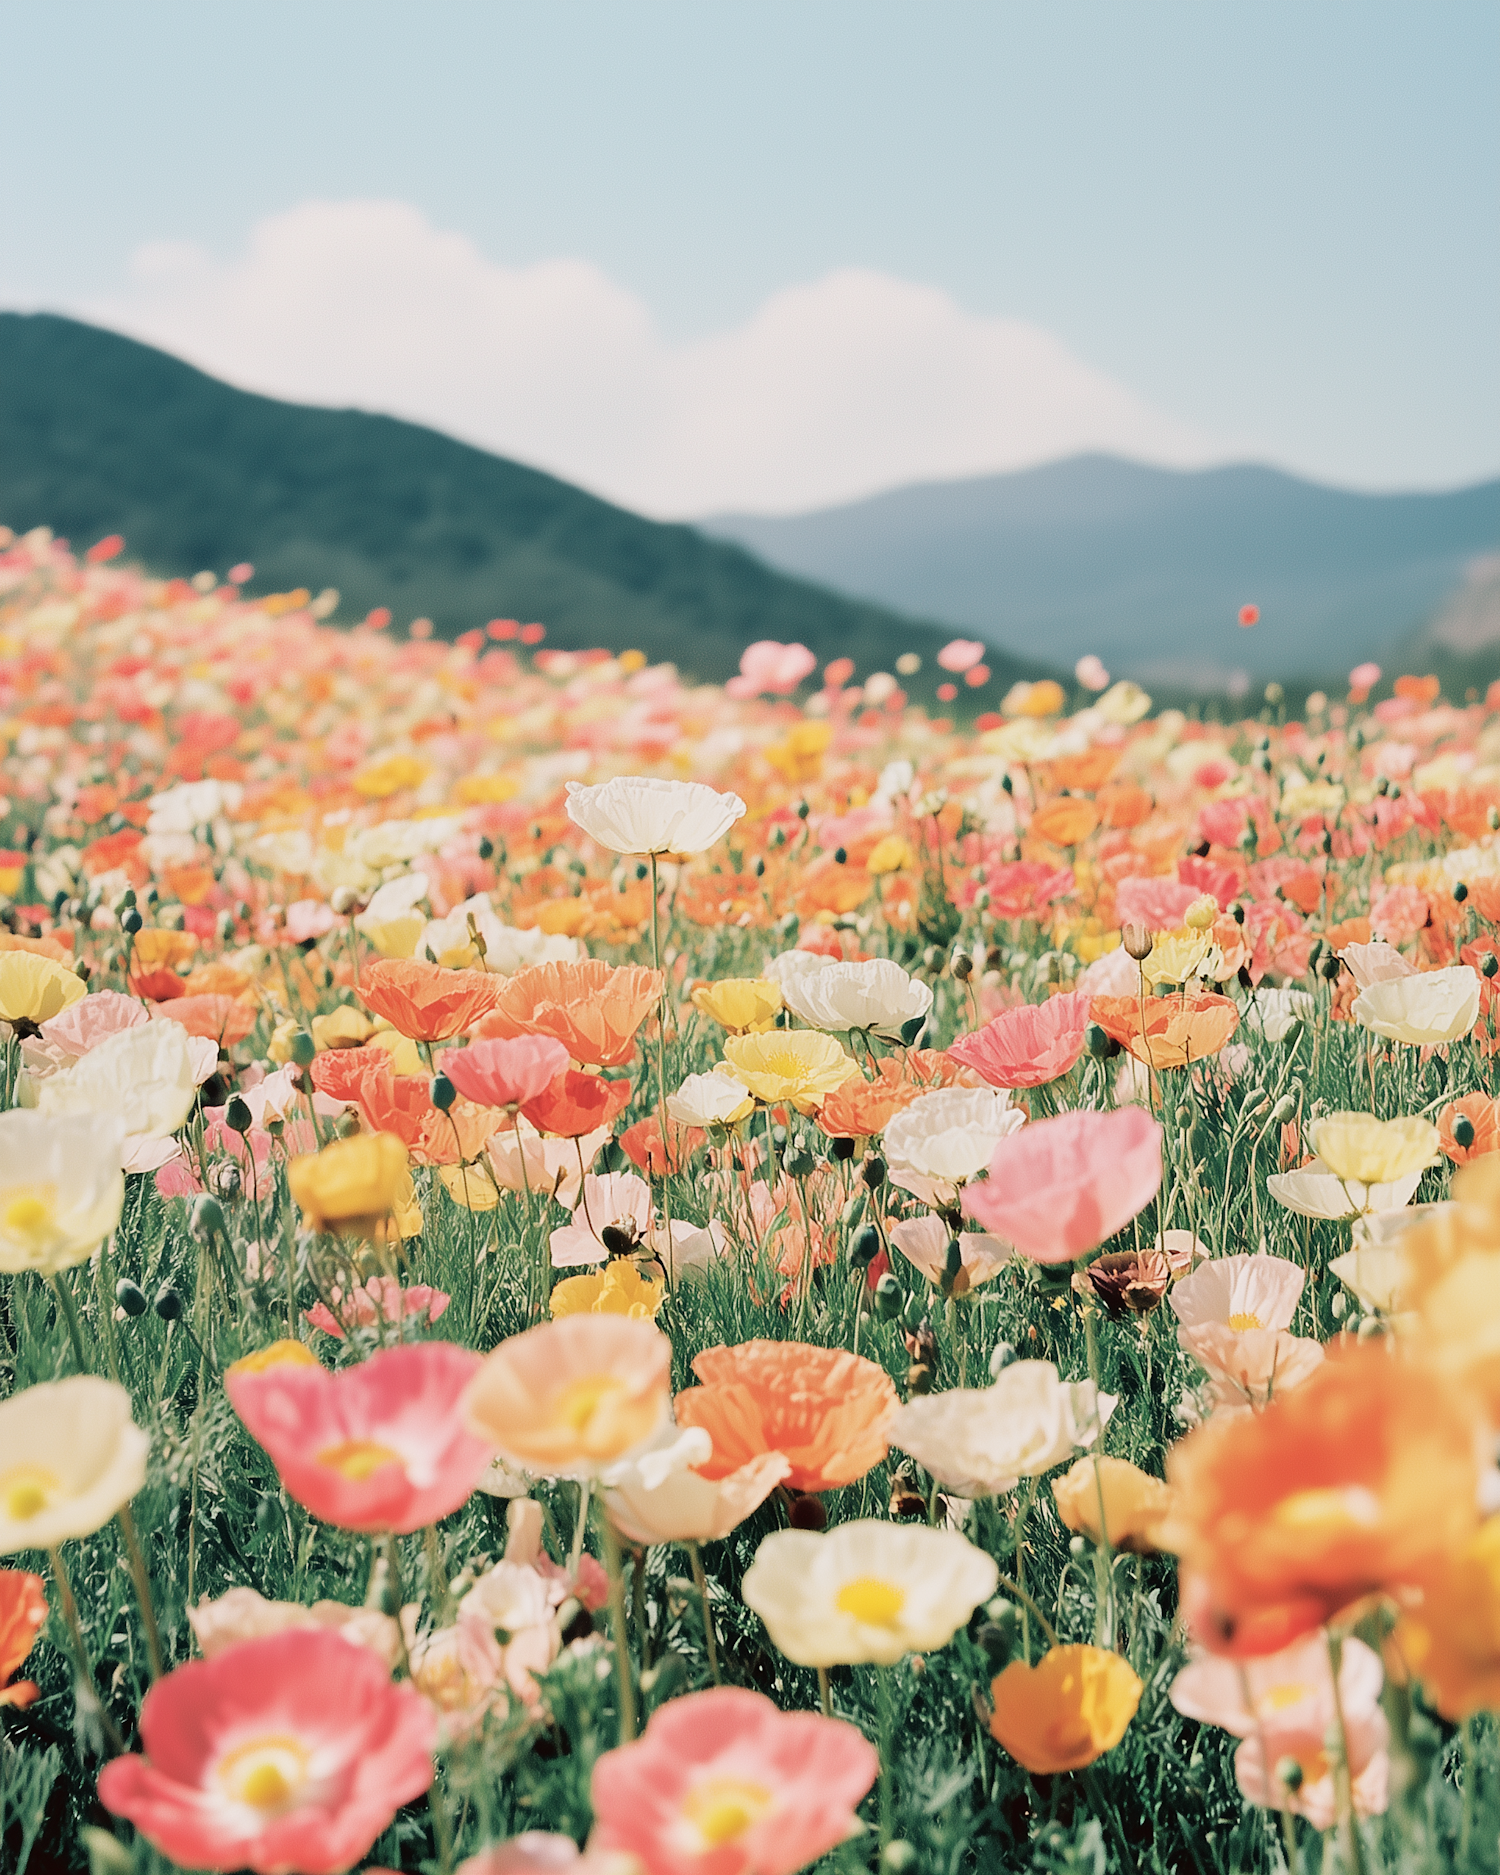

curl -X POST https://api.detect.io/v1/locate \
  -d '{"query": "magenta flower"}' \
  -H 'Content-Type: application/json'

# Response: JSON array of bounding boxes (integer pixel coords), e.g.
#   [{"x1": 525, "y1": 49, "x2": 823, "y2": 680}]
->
[{"x1": 962, "y1": 1106, "x2": 1163, "y2": 1263}]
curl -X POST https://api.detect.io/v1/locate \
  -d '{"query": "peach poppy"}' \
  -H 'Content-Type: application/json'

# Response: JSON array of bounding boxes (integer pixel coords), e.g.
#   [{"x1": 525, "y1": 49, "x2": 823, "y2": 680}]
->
[
  {"x1": 590, "y1": 1686, "x2": 877, "y2": 1875},
  {"x1": 357, "y1": 958, "x2": 502, "y2": 1043},
  {"x1": 1163, "y1": 1345, "x2": 1482, "y2": 1657},
  {"x1": 1395, "y1": 1515, "x2": 1500, "y2": 1721},
  {"x1": 152, "y1": 994, "x2": 257, "y2": 1046},
  {"x1": 672, "y1": 1340, "x2": 898, "y2": 1494},
  {"x1": 0, "y1": 1569, "x2": 46, "y2": 1709},
  {"x1": 1088, "y1": 990, "x2": 1239, "y2": 1070},
  {"x1": 1398, "y1": 1157, "x2": 1500, "y2": 1418},
  {"x1": 947, "y1": 989, "x2": 1092, "y2": 1088},
  {"x1": 815, "y1": 1070, "x2": 920, "y2": 1140},
  {"x1": 97, "y1": 1629, "x2": 435, "y2": 1875},
  {"x1": 617, "y1": 1115, "x2": 706, "y2": 1175},
  {"x1": 228, "y1": 1341, "x2": 494, "y2": 1534},
  {"x1": 472, "y1": 960, "x2": 663, "y2": 1068},
  {"x1": 963, "y1": 1106, "x2": 1163, "y2": 1264}
]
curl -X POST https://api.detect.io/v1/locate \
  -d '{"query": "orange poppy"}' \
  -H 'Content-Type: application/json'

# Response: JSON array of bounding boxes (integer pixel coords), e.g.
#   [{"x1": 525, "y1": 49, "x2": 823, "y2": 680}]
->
[
  {"x1": 1096, "y1": 782, "x2": 1153, "y2": 831},
  {"x1": 1393, "y1": 674, "x2": 1441, "y2": 704},
  {"x1": 1031, "y1": 798, "x2": 1101, "y2": 849},
  {"x1": 311, "y1": 1047, "x2": 499, "y2": 1164},
  {"x1": 1438, "y1": 1093, "x2": 1500, "y2": 1165},
  {"x1": 678, "y1": 870, "x2": 781, "y2": 930},
  {"x1": 618, "y1": 1115, "x2": 706, "y2": 1175},
  {"x1": 794, "y1": 855, "x2": 873, "y2": 918},
  {"x1": 1047, "y1": 748, "x2": 1122, "y2": 792},
  {"x1": 519, "y1": 1069, "x2": 632, "y2": 1139},
  {"x1": 181, "y1": 962, "x2": 255, "y2": 1000},
  {"x1": 1163, "y1": 1344, "x2": 1481, "y2": 1657},
  {"x1": 673, "y1": 1340, "x2": 898, "y2": 1494},
  {"x1": 816, "y1": 1071, "x2": 919, "y2": 1141},
  {"x1": 0, "y1": 1568, "x2": 46, "y2": 1709},
  {"x1": 357, "y1": 958, "x2": 502, "y2": 1043},
  {"x1": 1089, "y1": 990, "x2": 1239, "y2": 1070},
  {"x1": 472, "y1": 959, "x2": 663, "y2": 1068},
  {"x1": 1326, "y1": 916, "x2": 1373, "y2": 952}
]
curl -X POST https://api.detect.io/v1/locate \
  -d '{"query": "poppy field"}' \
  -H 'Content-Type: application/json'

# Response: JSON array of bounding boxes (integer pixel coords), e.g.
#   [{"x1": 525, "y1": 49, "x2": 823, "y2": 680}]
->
[{"x1": 4, "y1": 524, "x2": 1500, "y2": 1875}]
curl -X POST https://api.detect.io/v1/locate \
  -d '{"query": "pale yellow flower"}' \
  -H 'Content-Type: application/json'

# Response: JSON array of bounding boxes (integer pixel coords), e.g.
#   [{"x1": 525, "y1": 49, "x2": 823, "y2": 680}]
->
[
  {"x1": 1311, "y1": 1112, "x2": 1440, "y2": 1188},
  {"x1": 722, "y1": 1030, "x2": 859, "y2": 1114}
]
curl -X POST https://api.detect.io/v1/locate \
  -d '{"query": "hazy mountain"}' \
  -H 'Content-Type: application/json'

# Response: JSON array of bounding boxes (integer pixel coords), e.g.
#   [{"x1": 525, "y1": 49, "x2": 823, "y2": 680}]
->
[
  {"x1": 0, "y1": 312, "x2": 1049, "y2": 697},
  {"x1": 705, "y1": 456, "x2": 1500, "y2": 689}
]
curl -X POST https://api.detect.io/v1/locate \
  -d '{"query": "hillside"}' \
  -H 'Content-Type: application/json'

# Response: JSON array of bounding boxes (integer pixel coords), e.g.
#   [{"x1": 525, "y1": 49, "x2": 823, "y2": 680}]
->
[
  {"x1": 0, "y1": 312, "x2": 1047, "y2": 696},
  {"x1": 706, "y1": 455, "x2": 1500, "y2": 690}
]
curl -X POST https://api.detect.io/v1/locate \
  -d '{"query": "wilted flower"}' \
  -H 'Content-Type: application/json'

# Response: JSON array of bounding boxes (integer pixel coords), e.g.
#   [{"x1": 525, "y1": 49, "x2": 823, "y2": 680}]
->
[
  {"x1": 1086, "y1": 1248, "x2": 1171, "y2": 1316},
  {"x1": 743, "y1": 1520, "x2": 998, "y2": 1666}
]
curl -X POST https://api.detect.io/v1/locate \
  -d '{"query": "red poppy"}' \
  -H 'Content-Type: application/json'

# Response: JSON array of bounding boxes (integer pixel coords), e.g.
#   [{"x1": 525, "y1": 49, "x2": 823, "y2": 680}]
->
[{"x1": 520, "y1": 1070, "x2": 631, "y2": 1139}]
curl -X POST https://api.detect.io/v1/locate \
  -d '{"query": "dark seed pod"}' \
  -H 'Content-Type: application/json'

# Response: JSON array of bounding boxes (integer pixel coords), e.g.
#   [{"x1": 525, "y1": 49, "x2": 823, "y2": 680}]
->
[
  {"x1": 862, "y1": 1154, "x2": 887, "y2": 1191},
  {"x1": 115, "y1": 1278, "x2": 148, "y2": 1317},
  {"x1": 120, "y1": 907, "x2": 143, "y2": 934},
  {"x1": 153, "y1": 1284, "x2": 185, "y2": 1322},
  {"x1": 429, "y1": 1072, "x2": 456, "y2": 1113},
  {"x1": 850, "y1": 1224, "x2": 882, "y2": 1268},
  {"x1": 831, "y1": 1135, "x2": 857, "y2": 1162},
  {"x1": 289, "y1": 1029, "x2": 317, "y2": 1068},
  {"x1": 1454, "y1": 1115, "x2": 1477, "y2": 1149},
  {"x1": 787, "y1": 1493, "x2": 827, "y2": 1531}
]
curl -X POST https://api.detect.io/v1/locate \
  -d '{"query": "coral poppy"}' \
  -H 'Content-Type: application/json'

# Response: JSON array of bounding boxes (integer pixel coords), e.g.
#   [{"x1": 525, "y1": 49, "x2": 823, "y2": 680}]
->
[
  {"x1": 97, "y1": 1629, "x2": 435, "y2": 1875},
  {"x1": 1088, "y1": 990, "x2": 1239, "y2": 1070},
  {"x1": 589, "y1": 1686, "x2": 877, "y2": 1875},
  {"x1": 989, "y1": 1645, "x2": 1143, "y2": 1774},
  {"x1": 963, "y1": 1107, "x2": 1163, "y2": 1264},
  {"x1": 673, "y1": 1341, "x2": 898, "y2": 1494},
  {"x1": 618, "y1": 1114, "x2": 707, "y2": 1174},
  {"x1": 153, "y1": 993, "x2": 257, "y2": 1046},
  {"x1": 473, "y1": 960, "x2": 664, "y2": 1068},
  {"x1": 520, "y1": 1069, "x2": 631, "y2": 1139},
  {"x1": 227, "y1": 1341, "x2": 493, "y2": 1534},
  {"x1": 1395, "y1": 1515, "x2": 1500, "y2": 1720},
  {"x1": 442, "y1": 1035, "x2": 570, "y2": 1110},
  {"x1": 0, "y1": 1569, "x2": 46, "y2": 1709},
  {"x1": 947, "y1": 989, "x2": 1092, "y2": 1088},
  {"x1": 1163, "y1": 1345, "x2": 1482, "y2": 1656},
  {"x1": 357, "y1": 958, "x2": 502, "y2": 1042},
  {"x1": 1438, "y1": 1091, "x2": 1500, "y2": 1165},
  {"x1": 462, "y1": 1315, "x2": 673, "y2": 1478}
]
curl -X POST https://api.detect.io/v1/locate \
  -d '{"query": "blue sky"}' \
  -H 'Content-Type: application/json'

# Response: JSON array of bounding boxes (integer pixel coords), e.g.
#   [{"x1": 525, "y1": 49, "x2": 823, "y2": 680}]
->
[{"x1": 3, "y1": 2, "x2": 1495, "y2": 512}]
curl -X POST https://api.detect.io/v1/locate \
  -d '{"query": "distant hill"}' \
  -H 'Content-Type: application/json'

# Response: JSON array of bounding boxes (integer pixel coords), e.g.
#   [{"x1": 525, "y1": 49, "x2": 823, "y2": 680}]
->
[
  {"x1": 0, "y1": 312, "x2": 1049, "y2": 697},
  {"x1": 706, "y1": 456, "x2": 1500, "y2": 690}
]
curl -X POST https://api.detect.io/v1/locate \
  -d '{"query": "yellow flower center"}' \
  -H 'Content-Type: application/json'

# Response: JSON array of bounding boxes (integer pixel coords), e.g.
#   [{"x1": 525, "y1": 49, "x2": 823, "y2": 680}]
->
[
  {"x1": 761, "y1": 1050, "x2": 809, "y2": 1082},
  {"x1": 227, "y1": 1339, "x2": 319, "y2": 1379},
  {"x1": 554, "y1": 1372, "x2": 629, "y2": 1435},
  {"x1": 316, "y1": 1439, "x2": 404, "y2": 1481},
  {"x1": 2, "y1": 1188, "x2": 57, "y2": 1244},
  {"x1": 1274, "y1": 1485, "x2": 1382, "y2": 1534},
  {"x1": 218, "y1": 1733, "x2": 311, "y2": 1812},
  {"x1": 836, "y1": 1576, "x2": 907, "y2": 1625},
  {"x1": 682, "y1": 1776, "x2": 774, "y2": 1846},
  {"x1": 1259, "y1": 1680, "x2": 1315, "y2": 1714},
  {"x1": 1, "y1": 1465, "x2": 59, "y2": 1521},
  {"x1": 1227, "y1": 1311, "x2": 1264, "y2": 1331}
]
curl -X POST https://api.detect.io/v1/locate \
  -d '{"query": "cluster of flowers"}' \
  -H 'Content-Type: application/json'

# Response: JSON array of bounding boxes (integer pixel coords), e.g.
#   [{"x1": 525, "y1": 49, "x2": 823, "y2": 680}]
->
[{"x1": 3, "y1": 524, "x2": 1500, "y2": 1872}]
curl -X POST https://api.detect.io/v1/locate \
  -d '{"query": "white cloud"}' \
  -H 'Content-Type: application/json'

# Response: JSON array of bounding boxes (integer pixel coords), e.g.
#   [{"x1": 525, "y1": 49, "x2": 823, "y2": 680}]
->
[{"x1": 85, "y1": 199, "x2": 1220, "y2": 517}]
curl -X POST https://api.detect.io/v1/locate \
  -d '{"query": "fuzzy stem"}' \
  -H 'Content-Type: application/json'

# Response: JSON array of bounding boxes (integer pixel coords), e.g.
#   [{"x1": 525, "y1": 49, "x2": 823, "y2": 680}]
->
[
  {"x1": 118, "y1": 1503, "x2": 165, "y2": 1680},
  {"x1": 687, "y1": 1541, "x2": 721, "y2": 1686},
  {"x1": 600, "y1": 1514, "x2": 638, "y2": 1744}
]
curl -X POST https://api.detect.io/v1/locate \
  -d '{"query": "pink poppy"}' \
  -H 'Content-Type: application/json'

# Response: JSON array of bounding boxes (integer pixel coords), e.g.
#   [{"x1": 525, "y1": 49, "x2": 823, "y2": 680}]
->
[
  {"x1": 937, "y1": 639, "x2": 986, "y2": 673},
  {"x1": 725, "y1": 640, "x2": 817, "y2": 699},
  {"x1": 458, "y1": 1836, "x2": 638, "y2": 1874},
  {"x1": 227, "y1": 1342, "x2": 493, "y2": 1534},
  {"x1": 946, "y1": 989, "x2": 1092, "y2": 1088},
  {"x1": 1175, "y1": 856, "x2": 1240, "y2": 910},
  {"x1": 304, "y1": 1277, "x2": 451, "y2": 1340},
  {"x1": 38, "y1": 988, "x2": 148, "y2": 1056},
  {"x1": 962, "y1": 1107, "x2": 1163, "y2": 1264},
  {"x1": 590, "y1": 1686, "x2": 878, "y2": 1875},
  {"x1": 97, "y1": 1629, "x2": 435, "y2": 1875},
  {"x1": 1115, "y1": 877, "x2": 1200, "y2": 932},
  {"x1": 285, "y1": 899, "x2": 338, "y2": 943},
  {"x1": 443, "y1": 1035, "x2": 570, "y2": 1110}
]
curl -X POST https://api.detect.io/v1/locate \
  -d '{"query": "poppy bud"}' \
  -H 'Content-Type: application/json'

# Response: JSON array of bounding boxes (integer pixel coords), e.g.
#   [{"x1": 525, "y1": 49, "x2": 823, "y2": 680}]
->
[
  {"x1": 154, "y1": 1284, "x2": 184, "y2": 1322},
  {"x1": 1454, "y1": 881, "x2": 1469, "y2": 903},
  {"x1": 208, "y1": 1160, "x2": 242, "y2": 1202},
  {"x1": 1454, "y1": 1115, "x2": 1476, "y2": 1149},
  {"x1": 1483, "y1": 953, "x2": 1498, "y2": 979},
  {"x1": 290, "y1": 1029, "x2": 317, "y2": 1068},
  {"x1": 850, "y1": 1224, "x2": 882, "y2": 1269},
  {"x1": 862, "y1": 1154, "x2": 887, "y2": 1190},
  {"x1": 840, "y1": 1191, "x2": 866, "y2": 1229},
  {"x1": 1270, "y1": 1094, "x2": 1298, "y2": 1126},
  {"x1": 833, "y1": 846, "x2": 847, "y2": 865},
  {"x1": 224, "y1": 1093, "x2": 253, "y2": 1135},
  {"x1": 796, "y1": 800, "x2": 810, "y2": 820},
  {"x1": 121, "y1": 907, "x2": 143, "y2": 934},
  {"x1": 989, "y1": 1340, "x2": 1016, "y2": 1374},
  {"x1": 428, "y1": 1073, "x2": 456, "y2": 1112},
  {"x1": 787, "y1": 1493, "x2": 826, "y2": 1531},
  {"x1": 832, "y1": 1135, "x2": 857, "y2": 1162},
  {"x1": 874, "y1": 1273, "x2": 903, "y2": 1320},
  {"x1": 1275, "y1": 1757, "x2": 1304, "y2": 1794},
  {"x1": 115, "y1": 1278, "x2": 147, "y2": 1317},
  {"x1": 1121, "y1": 923, "x2": 1152, "y2": 961},
  {"x1": 951, "y1": 948, "x2": 973, "y2": 981},
  {"x1": 943, "y1": 1235, "x2": 963, "y2": 1280},
  {"x1": 478, "y1": 836, "x2": 495, "y2": 861},
  {"x1": 784, "y1": 1146, "x2": 816, "y2": 1179},
  {"x1": 190, "y1": 1195, "x2": 227, "y2": 1241},
  {"x1": 881, "y1": 1844, "x2": 919, "y2": 1875},
  {"x1": 1320, "y1": 952, "x2": 1341, "y2": 980},
  {"x1": 1085, "y1": 1022, "x2": 1118, "y2": 1060},
  {"x1": 1490, "y1": 806, "x2": 1500, "y2": 833}
]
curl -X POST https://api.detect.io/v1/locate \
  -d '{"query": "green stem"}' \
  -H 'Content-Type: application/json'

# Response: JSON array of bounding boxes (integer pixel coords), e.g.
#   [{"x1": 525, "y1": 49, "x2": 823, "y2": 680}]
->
[
  {"x1": 600, "y1": 1515, "x2": 638, "y2": 1744},
  {"x1": 48, "y1": 1545, "x2": 126, "y2": 1755},
  {"x1": 117, "y1": 1502, "x2": 165, "y2": 1680},
  {"x1": 47, "y1": 1272, "x2": 90, "y2": 1374},
  {"x1": 1325, "y1": 1630, "x2": 1367, "y2": 1875},
  {"x1": 687, "y1": 1542, "x2": 722, "y2": 1686},
  {"x1": 875, "y1": 1662, "x2": 895, "y2": 1848},
  {"x1": 818, "y1": 1664, "x2": 831, "y2": 1717}
]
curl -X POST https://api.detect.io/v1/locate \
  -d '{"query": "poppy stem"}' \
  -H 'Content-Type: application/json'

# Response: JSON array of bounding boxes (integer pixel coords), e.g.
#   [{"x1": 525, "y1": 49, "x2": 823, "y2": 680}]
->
[
  {"x1": 687, "y1": 1541, "x2": 722, "y2": 1685},
  {"x1": 1461, "y1": 1713, "x2": 1477, "y2": 1862},
  {"x1": 996, "y1": 1572, "x2": 1058, "y2": 1649},
  {"x1": 1324, "y1": 1629, "x2": 1367, "y2": 1875},
  {"x1": 117, "y1": 1503, "x2": 165, "y2": 1680},
  {"x1": 600, "y1": 1512, "x2": 638, "y2": 1744},
  {"x1": 569, "y1": 1479, "x2": 591, "y2": 1577},
  {"x1": 47, "y1": 1545, "x2": 126, "y2": 1755},
  {"x1": 46, "y1": 1272, "x2": 90, "y2": 1375},
  {"x1": 874, "y1": 1661, "x2": 895, "y2": 1847}
]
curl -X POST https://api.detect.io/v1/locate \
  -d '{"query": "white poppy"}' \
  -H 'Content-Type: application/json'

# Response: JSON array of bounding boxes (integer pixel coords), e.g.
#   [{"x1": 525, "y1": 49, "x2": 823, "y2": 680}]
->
[
  {"x1": 883, "y1": 1085, "x2": 1023, "y2": 1209},
  {"x1": 565, "y1": 777, "x2": 746, "y2": 856},
  {"x1": 777, "y1": 957, "x2": 934, "y2": 1043},
  {"x1": 1351, "y1": 966, "x2": 1481, "y2": 1046},
  {"x1": 890, "y1": 1359, "x2": 1116, "y2": 1497},
  {"x1": 1266, "y1": 1159, "x2": 1423, "y2": 1221},
  {"x1": 665, "y1": 1071, "x2": 755, "y2": 1129},
  {"x1": 602, "y1": 1422, "x2": 790, "y2": 1545},
  {"x1": 0, "y1": 1377, "x2": 151, "y2": 1552},
  {"x1": 1241, "y1": 987, "x2": 1315, "y2": 1043},
  {"x1": 39, "y1": 1019, "x2": 207, "y2": 1173},
  {"x1": 0, "y1": 1111, "x2": 126, "y2": 1275}
]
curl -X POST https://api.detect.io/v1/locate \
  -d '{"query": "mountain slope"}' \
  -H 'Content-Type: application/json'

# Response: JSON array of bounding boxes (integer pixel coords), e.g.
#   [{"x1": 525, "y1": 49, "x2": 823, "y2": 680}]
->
[
  {"x1": 706, "y1": 456, "x2": 1500, "y2": 687},
  {"x1": 0, "y1": 312, "x2": 1046, "y2": 694}
]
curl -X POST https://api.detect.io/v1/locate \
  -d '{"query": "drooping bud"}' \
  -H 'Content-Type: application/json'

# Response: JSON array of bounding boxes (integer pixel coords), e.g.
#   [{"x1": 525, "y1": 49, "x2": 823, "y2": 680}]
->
[{"x1": 1121, "y1": 923, "x2": 1152, "y2": 961}]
